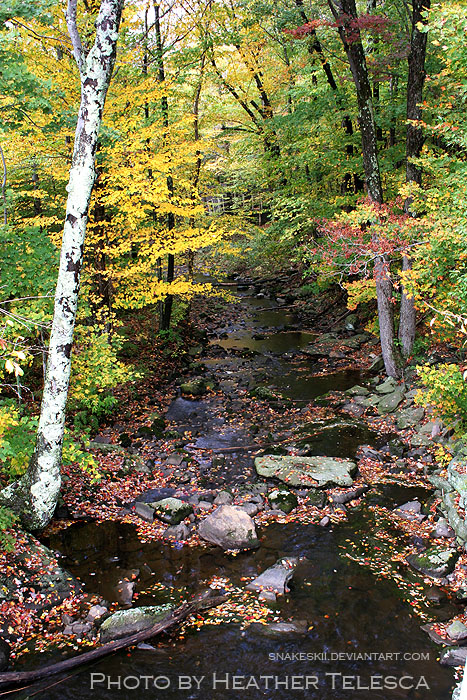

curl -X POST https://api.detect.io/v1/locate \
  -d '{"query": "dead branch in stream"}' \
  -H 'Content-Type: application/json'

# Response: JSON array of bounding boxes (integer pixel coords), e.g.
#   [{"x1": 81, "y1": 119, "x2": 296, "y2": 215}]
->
[{"x1": 0, "y1": 591, "x2": 226, "y2": 690}]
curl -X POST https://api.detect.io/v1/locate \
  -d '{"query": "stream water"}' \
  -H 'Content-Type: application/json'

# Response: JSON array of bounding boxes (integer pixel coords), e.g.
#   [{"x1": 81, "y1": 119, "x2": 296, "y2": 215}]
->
[{"x1": 30, "y1": 289, "x2": 456, "y2": 699}]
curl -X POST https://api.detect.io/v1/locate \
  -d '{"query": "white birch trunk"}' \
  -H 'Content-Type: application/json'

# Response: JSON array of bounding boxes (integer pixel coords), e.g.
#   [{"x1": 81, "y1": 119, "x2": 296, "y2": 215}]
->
[{"x1": 0, "y1": 0, "x2": 124, "y2": 530}]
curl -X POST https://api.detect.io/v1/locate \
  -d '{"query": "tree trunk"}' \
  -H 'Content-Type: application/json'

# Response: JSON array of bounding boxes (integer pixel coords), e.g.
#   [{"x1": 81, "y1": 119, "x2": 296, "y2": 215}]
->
[
  {"x1": 399, "y1": 0, "x2": 430, "y2": 358},
  {"x1": 0, "y1": 0, "x2": 123, "y2": 530},
  {"x1": 330, "y1": 0, "x2": 399, "y2": 377},
  {"x1": 154, "y1": 1, "x2": 176, "y2": 332}
]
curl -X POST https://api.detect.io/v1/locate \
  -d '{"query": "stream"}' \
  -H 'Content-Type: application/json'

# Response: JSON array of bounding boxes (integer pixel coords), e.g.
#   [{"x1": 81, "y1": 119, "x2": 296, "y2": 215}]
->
[{"x1": 33, "y1": 287, "x2": 456, "y2": 698}]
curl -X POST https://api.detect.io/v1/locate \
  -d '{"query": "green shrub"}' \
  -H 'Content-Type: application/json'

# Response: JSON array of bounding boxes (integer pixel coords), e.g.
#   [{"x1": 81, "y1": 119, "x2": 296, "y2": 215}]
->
[{"x1": 416, "y1": 363, "x2": 467, "y2": 431}]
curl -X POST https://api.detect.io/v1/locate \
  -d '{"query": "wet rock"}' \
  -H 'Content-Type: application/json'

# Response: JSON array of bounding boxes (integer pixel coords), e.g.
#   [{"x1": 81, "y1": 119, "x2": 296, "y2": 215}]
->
[
  {"x1": 238, "y1": 502, "x2": 260, "y2": 517},
  {"x1": 250, "y1": 621, "x2": 308, "y2": 639},
  {"x1": 396, "y1": 406, "x2": 425, "y2": 429},
  {"x1": 150, "y1": 498, "x2": 193, "y2": 525},
  {"x1": 377, "y1": 387, "x2": 405, "y2": 414},
  {"x1": 345, "y1": 385, "x2": 369, "y2": 397},
  {"x1": 197, "y1": 501, "x2": 213, "y2": 512},
  {"x1": 255, "y1": 455, "x2": 357, "y2": 488},
  {"x1": 0, "y1": 638, "x2": 10, "y2": 671},
  {"x1": 166, "y1": 453, "x2": 185, "y2": 467},
  {"x1": 180, "y1": 377, "x2": 214, "y2": 396},
  {"x1": 119, "y1": 433, "x2": 132, "y2": 448},
  {"x1": 116, "y1": 580, "x2": 135, "y2": 606},
  {"x1": 393, "y1": 501, "x2": 426, "y2": 523},
  {"x1": 341, "y1": 334, "x2": 368, "y2": 349},
  {"x1": 424, "y1": 585, "x2": 446, "y2": 605},
  {"x1": 258, "y1": 590, "x2": 277, "y2": 603},
  {"x1": 387, "y1": 439, "x2": 405, "y2": 457},
  {"x1": 249, "y1": 386, "x2": 280, "y2": 401},
  {"x1": 267, "y1": 489, "x2": 298, "y2": 514},
  {"x1": 360, "y1": 446, "x2": 385, "y2": 462},
  {"x1": 135, "y1": 487, "x2": 181, "y2": 503},
  {"x1": 434, "y1": 518, "x2": 455, "y2": 539},
  {"x1": 376, "y1": 377, "x2": 400, "y2": 394},
  {"x1": 329, "y1": 485, "x2": 369, "y2": 505},
  {"x1": 198, "y1": 505, "x2": 259, "y2": 550},
  {"x1": 439, "y1": 647, "x2": 467, "y2": 666},
  {"x1": 407, "y1": 546, "x2": 459, "y2": 578},
  {"x1": 446, "y1": 620, "x2": 467, "y2": 643},
  {"x1": 369, "y1": 355, "x2": 384, "y2": 371},
  {"x1": 164, "y1": 523, "x2": 190, "y2": 541},
  {"x1": 133, "y1": 502, "x2": 154, "y2": 522},
  {"x1": 319, "y1": 516, "x2": 331, "y2": 527},
  {"x1": 89, "y1": 441, "x2": 124, "y2": 454},
  {"x1": 68, "y1": 622, "x2": 93, "y2": 637},
  {"x1": 99, "y1": 605, "x2": 173, "y2": 643},
  {"x1": 342, "y1": 403, "x2": 364, "y2": 418},
  {"x1": 447, "y1": 461, "x2": 467, "y2": 495},
  {"x1": 87, "y1": 604, "x2": 108, "y2": 623},
  {"x1": 247, "y1": 557, "x2": 298, "y2": 595}
]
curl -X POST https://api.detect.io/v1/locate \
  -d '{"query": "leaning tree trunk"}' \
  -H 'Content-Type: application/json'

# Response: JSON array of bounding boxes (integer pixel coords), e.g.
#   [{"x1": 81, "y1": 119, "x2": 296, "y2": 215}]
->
[
  {"x1": 0, "y1": 0, "x2": 124, "y2": 530},
  {"x1": 399, "y1": 0, "x2": 430, "y2": 358},
  {"x1": 330, "y1": 0, "x2": 400, "y2": 377}
]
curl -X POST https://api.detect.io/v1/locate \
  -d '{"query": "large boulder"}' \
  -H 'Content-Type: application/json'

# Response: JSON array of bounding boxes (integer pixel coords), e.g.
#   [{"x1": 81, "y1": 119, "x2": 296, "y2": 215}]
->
[
  {"x1": 99, "y1": 605, "x2": 172, "y2": 643},
  {"x1": 255, "y1": 455, "x2": 357, "y2": 488},
  {"x1": 407, "y1": 546, "x2": 459, "y2": 579},
  {"x1": 246, "y1": 557, "x2": 298, "y2": 595},
  {"x1": 198, "y1": 506, "x2": 259, "y2": 550}
]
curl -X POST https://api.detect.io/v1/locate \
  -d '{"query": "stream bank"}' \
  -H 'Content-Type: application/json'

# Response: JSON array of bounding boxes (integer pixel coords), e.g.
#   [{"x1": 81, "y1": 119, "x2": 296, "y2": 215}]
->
[{"x1": 1, "y1": 279, "x2": 466, "y2": 698}]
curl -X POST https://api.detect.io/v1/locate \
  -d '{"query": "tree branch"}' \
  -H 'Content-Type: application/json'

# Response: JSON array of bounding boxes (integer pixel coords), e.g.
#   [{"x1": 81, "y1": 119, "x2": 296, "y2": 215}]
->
[{"x1": 65, "y1": 0, "x2": 86, "y2": 75}]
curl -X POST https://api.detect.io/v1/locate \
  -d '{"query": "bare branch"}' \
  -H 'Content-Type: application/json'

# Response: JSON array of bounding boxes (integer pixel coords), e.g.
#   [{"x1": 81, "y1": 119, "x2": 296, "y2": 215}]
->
[{"x1": 65, "y1": 0, "x2": 86, "y2": 75}]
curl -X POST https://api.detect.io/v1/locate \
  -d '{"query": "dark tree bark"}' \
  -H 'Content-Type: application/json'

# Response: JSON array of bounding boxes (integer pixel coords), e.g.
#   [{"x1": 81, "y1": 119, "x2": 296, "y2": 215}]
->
[
  {"x1": 154, "y1": 1, "x2": 176, "y2": 331},
  {"x1": 294, "y1": 0, "x2": 363, "y2": 194},
  {"x1": 399, "y1": 0, "x2": 430, "y2": 358},
  {"x1": 329, "y1": 0, "x2": 400, "y2": 377}
]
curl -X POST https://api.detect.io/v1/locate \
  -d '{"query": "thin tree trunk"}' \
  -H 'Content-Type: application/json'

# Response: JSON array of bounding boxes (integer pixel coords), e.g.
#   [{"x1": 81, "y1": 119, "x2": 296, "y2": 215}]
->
[
  {"x1": 0, "y1": 0, "x2": 123, "y2": 530},
  {"x1": 330, "y1": 0, "x2": 399, "y2": 377},
  {"x1": 399, "y1": 0, "x2": 430, "y2": 358},
  {"x1": 0, "y1": 144, "x2": 7, "y2": 226},
  {"x1": 154, "y1": 1, "x2": 176, "y2": 332},
  {"x1": 295, "y1": 0, "x2": 362, "y2": 194}
]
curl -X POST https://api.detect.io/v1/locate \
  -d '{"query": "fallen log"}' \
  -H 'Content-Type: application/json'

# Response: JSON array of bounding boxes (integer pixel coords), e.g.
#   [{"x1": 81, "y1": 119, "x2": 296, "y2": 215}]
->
[{"x1": 0, "y1": 590, "x2": 226, "y2": 689}]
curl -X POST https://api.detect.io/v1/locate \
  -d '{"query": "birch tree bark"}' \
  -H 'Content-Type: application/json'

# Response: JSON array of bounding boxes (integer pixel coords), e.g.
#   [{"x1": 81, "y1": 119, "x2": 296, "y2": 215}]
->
[{"x1": 0, "y1": 0, "x2": 124, "y2": 530}]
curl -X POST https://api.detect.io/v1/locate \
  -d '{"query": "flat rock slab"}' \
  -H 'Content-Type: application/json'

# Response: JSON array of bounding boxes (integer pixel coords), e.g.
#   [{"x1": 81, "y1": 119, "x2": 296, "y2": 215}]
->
[
  {"x1": 255, "y1": 455, "x2": 357, "y2": 488},
  {"x1": 99, "y1": 605, "x2": 172, "y2": 643},
  {"x1": 407, "y1": 547, "x2": 459, "y2": 579},
  {"x1": 247, "y1": 557, "x2": 299, "y2": 595},
  {"x1": 198, "y1": 505, "x2": 259, "y2": 550}
]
